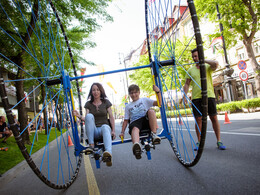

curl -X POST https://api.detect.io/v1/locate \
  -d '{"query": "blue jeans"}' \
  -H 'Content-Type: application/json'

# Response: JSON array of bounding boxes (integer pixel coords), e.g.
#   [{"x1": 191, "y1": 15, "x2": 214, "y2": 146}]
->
[{"x1": 85, "y1": 113, "x2": 112, "y2": 154}]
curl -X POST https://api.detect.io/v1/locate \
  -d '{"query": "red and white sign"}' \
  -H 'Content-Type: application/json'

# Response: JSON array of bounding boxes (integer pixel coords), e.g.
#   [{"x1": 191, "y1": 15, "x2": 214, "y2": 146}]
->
[
  {"x1": 239, "y1": 71, "x2": 248, "y2": 81},
  {"x1": 237, "y1": 60, "x2": 247, "y2": 70}
]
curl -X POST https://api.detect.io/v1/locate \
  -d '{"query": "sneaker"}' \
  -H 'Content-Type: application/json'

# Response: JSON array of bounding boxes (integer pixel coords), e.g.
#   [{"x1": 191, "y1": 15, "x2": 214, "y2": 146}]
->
[
  {"x1": 217, "y1": 142, "x2": 226, "y2": 150},
  {"x1": 132, "y1": 142, "x2": 142, "y2": 159},
  {"x1": 102, "y1": 151, "x2": 112, "y2": 167},
  {"x1": 194, "y1": 142, "x2": 200, "y2": 151},
  {"x1": 151, "y1": 132, "x2": 161, "y2": 145},
  {"x1": 85, "y1": 146, "x2": 94, "y2": 154}
]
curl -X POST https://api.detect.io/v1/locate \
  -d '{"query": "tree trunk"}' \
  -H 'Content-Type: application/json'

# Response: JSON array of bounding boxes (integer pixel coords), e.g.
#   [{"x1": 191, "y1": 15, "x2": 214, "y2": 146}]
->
[
  {"x1": 243, "y1": 39, "x2": 260, "y2": 97},
  {"x1": 40, "y1": 84, "x2": 48, "y2": 135},
  {"x1": 55, "y1": 103, "x2": 62, "y2": 131},
  {"x1": 14, "y1": 56, "x2": 31, "y2": 145}
]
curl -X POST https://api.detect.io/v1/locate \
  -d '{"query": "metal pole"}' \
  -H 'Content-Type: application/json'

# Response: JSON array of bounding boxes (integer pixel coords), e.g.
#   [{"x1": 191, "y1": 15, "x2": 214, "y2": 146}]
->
[
  {"x1": 121, "y1": 76, "x2": 127, "y2": 99},
  {"x1": 243, "y1": 81, "x2": 248, "y2": 99},
  {"x1": 216, "y1": 4, "x2": 234, "y2": 102},
  {"x1": 119, "y1": 53, "x2": 130, "y2": 102}
]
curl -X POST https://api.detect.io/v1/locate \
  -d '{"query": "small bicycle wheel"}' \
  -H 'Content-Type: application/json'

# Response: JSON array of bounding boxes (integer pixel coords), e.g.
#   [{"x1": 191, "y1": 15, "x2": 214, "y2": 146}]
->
[
  {"x1": 0, "y1": 0, "x2": 84, "y2": 188},
  {"x1": 145, "y1": 0, "x2": 207, "y2": 166}
]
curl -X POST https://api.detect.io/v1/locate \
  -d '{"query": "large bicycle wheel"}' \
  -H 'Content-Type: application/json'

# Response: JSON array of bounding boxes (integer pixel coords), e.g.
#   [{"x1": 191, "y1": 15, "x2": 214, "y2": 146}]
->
[
  {"x1": 145, "y1": 0, "x2": 207, "y2": 166},
  {"x1": 0, "y1": 0, "x2": 84, "y2": 189}
]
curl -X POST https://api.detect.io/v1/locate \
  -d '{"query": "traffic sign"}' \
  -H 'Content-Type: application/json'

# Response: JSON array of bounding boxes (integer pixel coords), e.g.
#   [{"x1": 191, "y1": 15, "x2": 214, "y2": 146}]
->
[
  {"x1": 238, "y1": 60, "x2": 247, "y2": 70},
  {"x1": 239, "y1": 71, "x2": 248, "y2": 81}
]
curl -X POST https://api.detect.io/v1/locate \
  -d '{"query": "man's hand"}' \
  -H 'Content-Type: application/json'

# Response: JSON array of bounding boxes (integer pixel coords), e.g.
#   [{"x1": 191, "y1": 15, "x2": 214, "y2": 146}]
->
[
  {"x1": 205, "y1": 59, "x2": 219, "y2": 71},
  {"x1": 119, "y1": 132, "x2": 124, "y2": 139},
  {"x1": 153, "y1": 85, "x2": 160, "y2": 93},
  {"x1": 182, "y1": 95, "x2": 189, "y2": 105}
]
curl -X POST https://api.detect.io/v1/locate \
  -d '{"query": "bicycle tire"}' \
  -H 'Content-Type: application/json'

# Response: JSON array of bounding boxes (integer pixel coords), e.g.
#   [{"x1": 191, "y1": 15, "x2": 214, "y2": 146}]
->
[
  {"x1": 0, "y1": 0, "x2": 84, "y2": 188},
  {"x1": 145, "y1": 0, "x2": 207, "y2": 167}
]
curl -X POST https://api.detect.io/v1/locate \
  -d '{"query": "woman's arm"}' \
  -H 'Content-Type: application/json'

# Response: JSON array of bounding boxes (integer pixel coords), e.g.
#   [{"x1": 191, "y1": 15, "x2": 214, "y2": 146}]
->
[
  {"x1": 107, "y1": 107, "x2": 116, "y2": 140},
  {"x1": 73, "y1": 109, "x2": 88, "y2": 121}
]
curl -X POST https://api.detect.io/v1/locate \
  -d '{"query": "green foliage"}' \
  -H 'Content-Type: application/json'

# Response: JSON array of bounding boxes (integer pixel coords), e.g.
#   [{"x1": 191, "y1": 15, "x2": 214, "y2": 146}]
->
[
  {"x1": 129, "y1": 55, "x2": 153, "y2": 95},
  {"x1": 239, "y1": 98, "x2": 260, "y2": 110},
  {"x1": 194, "y1": 0, "x2": 260, "y2": 48},
  {"x1": 0, "y1": 0, "x2": 113, "y2": 126},
  {"x1": 155, "y1": 108, "x2": 192, "y2": 119},
  {"x1": 0, "y1": 129, "x2": 63, "y2": 175},
  {"x1": 129, "y1": 37, "x2": 196, "y2": 95},
  {"x1": 217, "y1": 98, "x2": 260, "y2": 112},
  {"x1": 217, "y1": 101, "x2": 239, "y2": 112}
]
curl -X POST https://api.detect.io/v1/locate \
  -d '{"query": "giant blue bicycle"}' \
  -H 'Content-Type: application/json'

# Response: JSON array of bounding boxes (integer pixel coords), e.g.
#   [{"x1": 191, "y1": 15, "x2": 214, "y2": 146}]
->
[{"x1": 0, "y1": 0, "x2": 207, "y2": 189}]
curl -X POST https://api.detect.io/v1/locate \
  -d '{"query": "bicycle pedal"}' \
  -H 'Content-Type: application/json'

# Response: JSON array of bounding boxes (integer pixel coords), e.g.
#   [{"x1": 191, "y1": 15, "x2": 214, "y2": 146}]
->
[
  {"x1": 94, "y1": 153, "x2": 101, "y2": 160},
  {"x1": 144, "y1": 144, "x2": 150, "y2": 151},
  {"x1": 84, "y1": 150, "x2": 93, "y2": 155}
]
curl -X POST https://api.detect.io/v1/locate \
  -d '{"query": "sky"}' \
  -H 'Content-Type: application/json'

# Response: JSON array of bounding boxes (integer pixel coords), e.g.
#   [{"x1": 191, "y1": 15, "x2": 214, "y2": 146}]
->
[{"x1": 80, "y1": 0, "x2": 146, "y2": 104}]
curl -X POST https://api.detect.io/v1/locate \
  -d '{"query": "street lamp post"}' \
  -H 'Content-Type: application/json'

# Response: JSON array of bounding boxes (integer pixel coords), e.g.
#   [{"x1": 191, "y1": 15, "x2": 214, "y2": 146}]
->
[
  {"x1": 118, "y1": 53, "x2": 129, "y2": 102},
  {"x1": 216, "y1": 4, "x2": 234, "y2": 102}
]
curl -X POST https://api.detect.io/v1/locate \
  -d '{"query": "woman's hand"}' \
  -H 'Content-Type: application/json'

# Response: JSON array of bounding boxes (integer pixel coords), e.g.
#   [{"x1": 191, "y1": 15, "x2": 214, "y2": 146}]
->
[
  {"x1": 72, "y1": 110, "x2": 79, "y2": 118},
  {"x1": 111, "y1": 131, "x2": 116, "y2": 140}
]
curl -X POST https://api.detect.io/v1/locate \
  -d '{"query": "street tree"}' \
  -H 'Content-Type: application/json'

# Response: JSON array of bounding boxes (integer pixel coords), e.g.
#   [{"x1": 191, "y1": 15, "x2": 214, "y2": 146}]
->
[
  {"x1": 129, "y1": 37, "x2": 195, "y2": 95},
  {"x1": 0, "y1": 0, "x2": 113, "y2": 144},
  {"x1": 195, "y1": 0, "x2": 260, "y2": 97}
]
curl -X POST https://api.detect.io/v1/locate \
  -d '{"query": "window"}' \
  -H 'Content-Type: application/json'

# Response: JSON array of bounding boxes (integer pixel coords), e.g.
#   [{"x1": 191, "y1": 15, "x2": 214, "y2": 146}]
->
[
  {"x1": 254, "y1": 41, "x2": 260, "y2": 55},
  {"x1": 237, "y1": 48, "x2": 245, "y2": 60},
  {"x1": 184, "y1": 20, "x2": 193, "y2": 37}
]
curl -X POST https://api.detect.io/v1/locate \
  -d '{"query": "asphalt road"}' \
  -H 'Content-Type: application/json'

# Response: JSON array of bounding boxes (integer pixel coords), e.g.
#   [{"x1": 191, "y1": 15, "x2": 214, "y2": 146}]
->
[{"x1": 0, "y1": 112, "x2": 259, "y2": 195}]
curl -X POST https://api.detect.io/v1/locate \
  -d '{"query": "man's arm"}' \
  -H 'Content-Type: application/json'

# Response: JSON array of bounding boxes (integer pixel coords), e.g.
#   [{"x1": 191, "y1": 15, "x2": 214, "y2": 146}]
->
[
  {"x1": 205, "y1": 59, "x2": 219, "y2": 71},
  {"x1": 183, "y1": 78, "x2": 191, "y2": 95},
  {"x1": 152, "y1": 85, "x2": 162, "y2": 107},
  {"x1": 183, "y1": 78, "x2": 191, "y2": 104},
  {"x1": 120, "y1": 119, "x2": 129, "y2": 139}
]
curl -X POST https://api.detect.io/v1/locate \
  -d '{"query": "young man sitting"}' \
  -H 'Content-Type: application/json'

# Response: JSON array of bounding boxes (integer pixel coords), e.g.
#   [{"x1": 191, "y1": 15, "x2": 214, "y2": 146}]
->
[{"x1": 120, "y1": 84, "x2": 162, "y2": 159}]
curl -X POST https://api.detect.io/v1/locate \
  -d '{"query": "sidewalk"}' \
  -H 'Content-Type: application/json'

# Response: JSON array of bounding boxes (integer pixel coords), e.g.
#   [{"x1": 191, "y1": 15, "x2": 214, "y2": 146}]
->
[{"x1": 218, "y1": 112, "x2": 260, "y2": 120}]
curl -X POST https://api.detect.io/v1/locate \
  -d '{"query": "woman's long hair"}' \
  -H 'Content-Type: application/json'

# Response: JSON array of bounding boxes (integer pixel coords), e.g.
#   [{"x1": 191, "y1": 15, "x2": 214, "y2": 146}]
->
[{"x1": 87, "y1": 83, "x2": 107, "y2": 102}]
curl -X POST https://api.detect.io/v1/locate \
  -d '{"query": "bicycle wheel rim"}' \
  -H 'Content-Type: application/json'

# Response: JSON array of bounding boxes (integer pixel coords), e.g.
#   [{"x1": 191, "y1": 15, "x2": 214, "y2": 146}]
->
[
  {"x1": 0, "y1": 0, "x2": 83, "y2": 188},
  {"x1": 145, "y1": 0, "x2": 207, "y2": 167}
]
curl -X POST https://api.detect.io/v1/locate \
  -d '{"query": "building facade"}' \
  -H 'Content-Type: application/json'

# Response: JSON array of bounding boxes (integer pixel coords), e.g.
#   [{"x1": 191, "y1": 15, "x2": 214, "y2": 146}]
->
[{"x1": 125, "y1": 5, "x2": 260, "y2": 103}]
